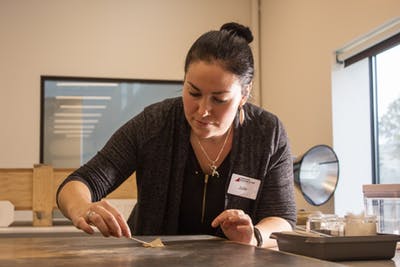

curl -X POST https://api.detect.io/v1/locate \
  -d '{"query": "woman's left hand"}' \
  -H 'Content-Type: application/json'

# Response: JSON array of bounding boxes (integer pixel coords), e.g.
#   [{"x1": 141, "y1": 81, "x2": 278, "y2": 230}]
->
[{"x1": 211, "y1": 209, "x2": 257, "y2": 246}]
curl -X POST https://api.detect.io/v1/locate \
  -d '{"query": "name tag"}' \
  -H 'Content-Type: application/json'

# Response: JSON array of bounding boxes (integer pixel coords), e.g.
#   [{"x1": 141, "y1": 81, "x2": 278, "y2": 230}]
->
[{"x1": 227, "y1": 173, "x2": 260, "y2": 200}]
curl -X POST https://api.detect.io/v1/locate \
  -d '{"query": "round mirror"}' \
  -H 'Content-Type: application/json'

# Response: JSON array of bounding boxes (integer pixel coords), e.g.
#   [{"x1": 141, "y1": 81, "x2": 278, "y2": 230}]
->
[{"x1": 293, "y1": 145, "x2": 339, "y2": 206}]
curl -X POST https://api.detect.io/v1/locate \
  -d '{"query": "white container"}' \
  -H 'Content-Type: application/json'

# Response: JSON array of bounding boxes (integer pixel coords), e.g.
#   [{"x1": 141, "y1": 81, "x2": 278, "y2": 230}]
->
[
  {"x1": 363, "y1": 184, "x2": 400, "y2": 234},
  {"x1": 0, "y1": 201, "x2": 14, "y2": 227},
  {"x1": 344, "y1": 214, "x2": 377, "y2": 236}
]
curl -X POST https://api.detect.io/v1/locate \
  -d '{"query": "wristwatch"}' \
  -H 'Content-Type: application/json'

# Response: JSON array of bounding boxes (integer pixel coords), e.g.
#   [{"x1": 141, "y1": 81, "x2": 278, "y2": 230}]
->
[{"x1": 253, "y1": 227, "x2": 263, "y2": 247}]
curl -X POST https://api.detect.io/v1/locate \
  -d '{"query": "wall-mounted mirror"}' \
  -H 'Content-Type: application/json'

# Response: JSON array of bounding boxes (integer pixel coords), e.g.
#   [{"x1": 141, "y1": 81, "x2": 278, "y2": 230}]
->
[{"x1": 41, "y1": 76, "x2": 182, "y2": 168}]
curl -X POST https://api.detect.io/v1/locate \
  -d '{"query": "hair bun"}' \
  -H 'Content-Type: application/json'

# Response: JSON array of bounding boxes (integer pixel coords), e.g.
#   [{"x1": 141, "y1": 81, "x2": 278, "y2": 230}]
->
[{"x1": 220, "y1": 22, "x2": 254, "y2": 44}]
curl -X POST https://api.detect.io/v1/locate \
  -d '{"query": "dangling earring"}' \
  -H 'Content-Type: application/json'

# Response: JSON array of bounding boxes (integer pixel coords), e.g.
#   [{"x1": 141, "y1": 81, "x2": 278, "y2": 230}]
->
[{"x1": 239, "y1": 106, "x2": 245, "y2": 126}]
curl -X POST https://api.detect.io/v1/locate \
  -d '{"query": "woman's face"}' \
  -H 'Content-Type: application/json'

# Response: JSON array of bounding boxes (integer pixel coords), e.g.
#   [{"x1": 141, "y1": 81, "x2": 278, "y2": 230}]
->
[{"x1": 183, "y1": 61, "x2": 246, "y2": 139}]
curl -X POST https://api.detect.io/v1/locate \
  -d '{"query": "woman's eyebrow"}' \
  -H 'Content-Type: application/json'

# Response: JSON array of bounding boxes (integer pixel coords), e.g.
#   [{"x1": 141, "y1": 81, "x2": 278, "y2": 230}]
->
[
  {"x1": 187, "y1": 81, "x2": 201, "y2": 91},
  {"x1": 187, "y1": 81, "x2": 230, "y2": 95}
]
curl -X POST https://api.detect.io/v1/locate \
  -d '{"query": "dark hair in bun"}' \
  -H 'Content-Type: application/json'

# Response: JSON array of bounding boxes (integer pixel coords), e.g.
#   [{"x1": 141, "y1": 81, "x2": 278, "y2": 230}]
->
[
  {"x1": 184, "y1": 22, "x2": 254, "y2": 89},
  {"x1": 220, "y1": 22, "x2": 254, "y2": 44}
]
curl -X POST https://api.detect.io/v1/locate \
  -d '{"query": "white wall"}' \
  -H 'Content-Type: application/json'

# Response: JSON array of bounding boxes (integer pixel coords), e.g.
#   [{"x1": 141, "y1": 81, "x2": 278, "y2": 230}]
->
[
  {"x1": 332, "y1": 59, "x2": 373, "y2": 216},
  {"x1": 260, "y1": 0, "x2": 400, "y2": 213},
  {"x1": 2, "y1": 0, "x2": 400, "y2": 214},
  {"x1": 0, "y1": 0, "x2": 253, "y2": 167}
]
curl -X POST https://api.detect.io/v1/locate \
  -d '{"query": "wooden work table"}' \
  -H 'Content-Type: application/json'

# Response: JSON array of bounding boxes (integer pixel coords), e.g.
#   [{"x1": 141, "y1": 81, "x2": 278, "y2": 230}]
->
[{"x1": 1, "y1": 228, "x2": 399, "y2": 267}]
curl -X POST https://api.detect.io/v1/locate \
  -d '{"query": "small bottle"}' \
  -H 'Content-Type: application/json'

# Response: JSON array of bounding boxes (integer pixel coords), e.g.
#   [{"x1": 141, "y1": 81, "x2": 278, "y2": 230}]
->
[{"x1": 306, "y1": 212, "x2": 323, "y2": 232}]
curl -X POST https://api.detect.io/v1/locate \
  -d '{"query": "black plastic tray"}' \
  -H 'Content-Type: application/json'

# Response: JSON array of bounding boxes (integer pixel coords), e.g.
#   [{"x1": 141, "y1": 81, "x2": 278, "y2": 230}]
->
[{"x1": 270, "y1": 232, "x2": 400, "y2": 261}]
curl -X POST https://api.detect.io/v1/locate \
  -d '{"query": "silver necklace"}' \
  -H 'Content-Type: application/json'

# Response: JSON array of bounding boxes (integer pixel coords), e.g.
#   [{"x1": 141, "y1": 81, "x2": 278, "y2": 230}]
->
[{"x1": 196, "y1": 126, "x2": 232, "y2": 177}]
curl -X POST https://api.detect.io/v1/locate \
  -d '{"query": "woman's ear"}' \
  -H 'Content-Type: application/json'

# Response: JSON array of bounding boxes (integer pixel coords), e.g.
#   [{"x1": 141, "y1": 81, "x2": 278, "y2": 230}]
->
[{"x1": 240, "y1": 83, "x2": 252, "y2": 106}]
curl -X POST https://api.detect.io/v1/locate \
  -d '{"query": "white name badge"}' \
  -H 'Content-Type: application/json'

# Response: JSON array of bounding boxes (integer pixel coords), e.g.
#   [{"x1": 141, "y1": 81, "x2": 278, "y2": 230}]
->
[{"x1": 227, "y1": 173, "x2": 261, "y2": 200}]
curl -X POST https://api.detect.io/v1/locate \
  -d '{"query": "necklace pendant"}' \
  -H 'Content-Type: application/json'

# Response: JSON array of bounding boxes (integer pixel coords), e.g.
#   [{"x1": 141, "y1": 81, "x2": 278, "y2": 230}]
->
[{"x1": 210, "y1": 164, "x2": 219, "y2": 177}]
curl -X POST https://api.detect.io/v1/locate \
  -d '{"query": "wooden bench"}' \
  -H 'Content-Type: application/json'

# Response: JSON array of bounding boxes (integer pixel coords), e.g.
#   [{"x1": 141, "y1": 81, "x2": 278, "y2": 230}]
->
[{"x1": 0, "y1": 164, "x2": 136, "y2": 226}]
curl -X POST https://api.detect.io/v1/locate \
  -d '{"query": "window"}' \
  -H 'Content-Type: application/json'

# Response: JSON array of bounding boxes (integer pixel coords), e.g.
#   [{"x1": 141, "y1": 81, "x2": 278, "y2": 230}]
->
[
  {"x1": 339, "y1": 32, "x2": 400, "y2": 185},
  {"x1": 332, "y1": 20, "x2": 400, "y2": 215},
  {"x1": 375, "y1": 44, "x2": 400, "y2": 183},
  {"x1": 41, "y1": 76, "x2": 182, "y2": 168}
]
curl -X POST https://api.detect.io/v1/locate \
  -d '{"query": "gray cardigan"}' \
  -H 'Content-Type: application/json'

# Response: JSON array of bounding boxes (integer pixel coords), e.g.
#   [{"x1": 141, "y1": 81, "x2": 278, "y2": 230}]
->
[{"x1": 58, "y1": 97, "x2": 296, "y2": 234}]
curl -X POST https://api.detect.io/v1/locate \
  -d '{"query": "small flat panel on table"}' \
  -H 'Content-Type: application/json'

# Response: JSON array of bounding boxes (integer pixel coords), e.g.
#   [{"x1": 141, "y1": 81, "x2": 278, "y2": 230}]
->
[{"x1": 0, "y1": 234, "x2": 346, "y2": 267}]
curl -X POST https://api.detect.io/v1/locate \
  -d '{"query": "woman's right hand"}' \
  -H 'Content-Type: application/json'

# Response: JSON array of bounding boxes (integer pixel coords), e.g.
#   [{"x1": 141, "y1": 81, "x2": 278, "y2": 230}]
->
[
  {"x1": 71, "y1": 199, "x2": 132, "y2": 238},
  {"x1": 58, "y1": 180, "x2": 131, "y2": 238}
]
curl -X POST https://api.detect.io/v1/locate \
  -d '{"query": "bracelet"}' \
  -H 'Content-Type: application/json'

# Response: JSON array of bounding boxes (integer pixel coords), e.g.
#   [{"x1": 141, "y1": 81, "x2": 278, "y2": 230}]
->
[{"x1": 253, "y1": 227, "x2": 263, "y2": 247}]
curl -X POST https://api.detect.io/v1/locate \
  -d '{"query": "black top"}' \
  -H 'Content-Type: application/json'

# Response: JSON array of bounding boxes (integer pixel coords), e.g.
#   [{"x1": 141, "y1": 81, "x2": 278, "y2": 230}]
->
[
  {"x1": 57, "y1": 97, "x2": 296, "y2": 235},
  {"x1": 179, "y1": 145, "x2": 230, "y2": 237}
]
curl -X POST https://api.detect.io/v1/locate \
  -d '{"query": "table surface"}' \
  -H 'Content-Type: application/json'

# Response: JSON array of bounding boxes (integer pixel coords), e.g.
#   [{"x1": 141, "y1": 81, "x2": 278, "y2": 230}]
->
[
  {"x1": 1, "y1": 229, "x2": 399, "y2": 267},
  {"x1": 0, "y1": 232, "x2": 348, "y2": 267}
]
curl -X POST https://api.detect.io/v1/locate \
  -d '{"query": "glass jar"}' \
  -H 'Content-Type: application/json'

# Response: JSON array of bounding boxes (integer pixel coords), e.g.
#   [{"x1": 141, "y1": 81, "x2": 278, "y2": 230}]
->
[
  {"x1": 324, "y1": 216, "x2": 345, "y2": 236},
  {"x1": 306, "y1": 213, "x2": 344, "y2": 236},
  {"x1": 306, "y1": 212, "x2": 323, "y2": 232}
]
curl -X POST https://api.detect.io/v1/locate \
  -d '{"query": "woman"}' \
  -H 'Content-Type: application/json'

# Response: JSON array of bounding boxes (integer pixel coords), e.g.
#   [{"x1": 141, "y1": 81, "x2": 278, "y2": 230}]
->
[{"x1": 57, "y1": 22, "x2": 296, "y2": 248}]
